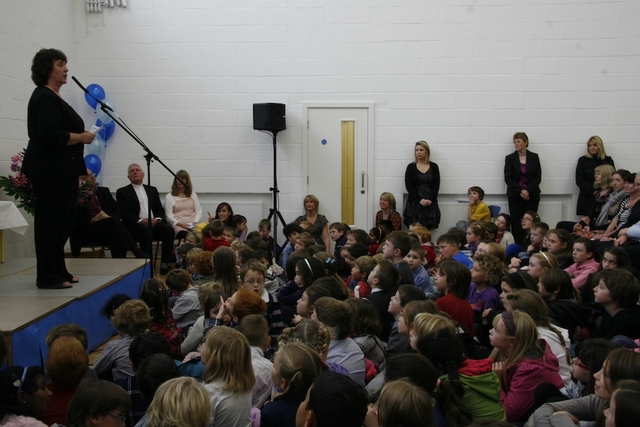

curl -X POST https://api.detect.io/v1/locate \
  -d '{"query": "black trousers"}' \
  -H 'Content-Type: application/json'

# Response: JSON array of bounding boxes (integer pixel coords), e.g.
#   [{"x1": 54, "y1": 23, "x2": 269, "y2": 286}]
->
[
  {"x1": 128, "y1": 221, "x2": 175, "y2": 264},
  {"x1": 88, "y1": 217, "x2": 137, "y2": 258},
  {"x1": 31, "y1": 175, "x2": 78, "y2": 286},
  {"x1": 508, "y1": 195, "x2": 540, "y2": 244}
]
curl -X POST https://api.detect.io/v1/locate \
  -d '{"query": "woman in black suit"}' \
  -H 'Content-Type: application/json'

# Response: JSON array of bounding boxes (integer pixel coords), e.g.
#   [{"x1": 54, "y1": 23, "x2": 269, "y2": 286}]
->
[
  {"x1": 575, "y1": 135, "x2": 615, "y2": 216},
  {"x1": 504, "y1": 132, "x2": 542, "y2": 244},
  {"x1": 22, "y1": 49, "x2": 95, "y2": 289}
]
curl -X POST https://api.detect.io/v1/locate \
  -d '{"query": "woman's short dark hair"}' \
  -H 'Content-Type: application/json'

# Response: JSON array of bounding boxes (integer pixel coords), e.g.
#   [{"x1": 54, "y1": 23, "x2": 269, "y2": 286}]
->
[
  {"x1": 31, "y1": 48, "x2": 67, "y2": 86},
  {"x1": 67, "y1": 379, "x2": 131, "y2": 427}
]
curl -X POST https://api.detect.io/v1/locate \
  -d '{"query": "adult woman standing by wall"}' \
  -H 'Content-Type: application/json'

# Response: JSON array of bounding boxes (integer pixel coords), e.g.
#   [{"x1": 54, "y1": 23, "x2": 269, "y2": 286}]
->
[
  {"x1": 504, "y1": 132, "x2": 541, "y2": 244},
  {"x1": 165, "y1": 169, "x2": 202, "y2": 240},
  {"x1": 22, "y1": 48, "x2": 95, "y2": 289},
  {"x1": 403, "y1": 141, "x2": 441, "y2": 230},
  {"x1": 575, "y1": 136, "x2": 615, "y2": 216},
  {"x1": 295, "y1": 194, "x2": 330, "y2": 249}
]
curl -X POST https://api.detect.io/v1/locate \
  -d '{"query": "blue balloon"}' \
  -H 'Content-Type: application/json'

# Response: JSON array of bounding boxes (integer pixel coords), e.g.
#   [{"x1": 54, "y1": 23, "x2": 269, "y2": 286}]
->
[
  {"x1": 85, "y1": 154, "x2": 102, "y2": 176},
  {"x1": 95, "y1": 99, "x2": 116, "y2": 124},
  {"x1": 96, "y1": 119, "x2": 116, "y2": 141},
  {"x1": 84, "y1": 84, "x2": 106, "y2": 109},
  {"x1": 85, "y1": 135, "x2": 106, "y2": 158}
]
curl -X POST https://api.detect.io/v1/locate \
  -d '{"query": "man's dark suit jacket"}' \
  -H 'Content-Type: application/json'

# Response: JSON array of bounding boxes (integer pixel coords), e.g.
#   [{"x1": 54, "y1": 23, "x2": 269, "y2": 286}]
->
[
  {"x1": 115, "y1": 183, "x2": 167, "y2": 227},
  {"x1": 364, "y1": 289, "x2": 395, "y2": 342}
]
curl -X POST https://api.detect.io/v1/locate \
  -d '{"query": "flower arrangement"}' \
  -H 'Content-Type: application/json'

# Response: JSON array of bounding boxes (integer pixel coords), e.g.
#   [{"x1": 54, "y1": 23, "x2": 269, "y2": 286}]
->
[
  {"x1": 0, "y1": 150, "x2": 35, "y2": 215},
  {"x1": 0, "y1": 150, "x2": 96, "y2": 216}
]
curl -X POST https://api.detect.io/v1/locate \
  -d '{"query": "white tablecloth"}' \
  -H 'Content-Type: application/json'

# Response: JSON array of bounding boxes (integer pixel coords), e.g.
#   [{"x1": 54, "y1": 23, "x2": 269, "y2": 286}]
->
[{"x1": 0, "y1": 201, "x2": 29, "y2": 234}]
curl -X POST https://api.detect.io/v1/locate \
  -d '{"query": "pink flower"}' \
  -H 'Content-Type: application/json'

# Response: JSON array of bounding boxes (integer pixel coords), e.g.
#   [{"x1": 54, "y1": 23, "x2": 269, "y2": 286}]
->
[{"x1": 11, "y1": 173, "x2": 29, "y2": 188}]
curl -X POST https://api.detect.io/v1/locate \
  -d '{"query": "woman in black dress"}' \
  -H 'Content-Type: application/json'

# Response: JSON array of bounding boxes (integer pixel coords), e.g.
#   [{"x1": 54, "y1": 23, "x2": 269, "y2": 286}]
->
[
  {"x1": 575, "y1": 135, "x2": 615, "y2": 216},
  {"x1": 403, "y1": 140, "x2": 441, "y2": 230},
  {"x1": 504, "y1": 132, "x2": 542, "y2": 244},
  {"x1": 22, "y1": 49, "x2": 95, "y2": 289}
]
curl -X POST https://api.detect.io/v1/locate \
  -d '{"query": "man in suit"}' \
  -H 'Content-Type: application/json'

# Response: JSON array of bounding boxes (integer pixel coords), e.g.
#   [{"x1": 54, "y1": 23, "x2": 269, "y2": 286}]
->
[
  {"x1": 71, "y1": 170, "x2": 147, "y2": 259},
  {"x1": 116, "y1": 163, "x2": 175, "y2": 274}
]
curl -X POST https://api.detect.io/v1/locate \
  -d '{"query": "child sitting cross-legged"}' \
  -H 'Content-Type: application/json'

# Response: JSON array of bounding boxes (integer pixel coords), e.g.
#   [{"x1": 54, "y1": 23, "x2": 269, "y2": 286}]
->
[
  {"x1": 405, "y1": 244, "x2": 435, "y2": 296},
  {"x1": 166, "y1": 268, "x2": 203, "y2": 329}
]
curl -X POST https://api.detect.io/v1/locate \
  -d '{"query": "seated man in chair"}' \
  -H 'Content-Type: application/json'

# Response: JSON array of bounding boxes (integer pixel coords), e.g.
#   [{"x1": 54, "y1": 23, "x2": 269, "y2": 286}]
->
[
  {"x1": 71, "y1": 170, "x2": 147, "y2": 259},
  {"x1": 116, "y1": 163, "x2": 175, "y2": 274}
]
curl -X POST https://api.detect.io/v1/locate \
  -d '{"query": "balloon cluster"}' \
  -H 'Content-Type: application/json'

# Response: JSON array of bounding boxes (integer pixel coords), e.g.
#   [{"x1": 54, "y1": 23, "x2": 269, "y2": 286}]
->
[{"x1": 83, "y1": 84, "x2": 116, "y2": 177}]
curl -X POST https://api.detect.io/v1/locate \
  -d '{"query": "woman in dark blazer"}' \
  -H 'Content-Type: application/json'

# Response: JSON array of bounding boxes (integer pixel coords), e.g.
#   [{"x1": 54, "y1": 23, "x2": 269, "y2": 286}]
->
[
  {"x1": 504, "y1": 132, "x2": 542, "y2": 244},
  {"x1": 575, "y1": 135, "x2": 615, "y2": 216},
  {"x1": 22, "y1": 49, "x2": 95, "y2": 289}
]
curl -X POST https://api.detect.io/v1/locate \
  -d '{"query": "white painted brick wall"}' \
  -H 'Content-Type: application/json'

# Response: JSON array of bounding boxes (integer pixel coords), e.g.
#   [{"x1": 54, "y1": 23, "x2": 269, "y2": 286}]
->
[{"x1": 1, "y1": 1, "x2": 640, "y2": 260}]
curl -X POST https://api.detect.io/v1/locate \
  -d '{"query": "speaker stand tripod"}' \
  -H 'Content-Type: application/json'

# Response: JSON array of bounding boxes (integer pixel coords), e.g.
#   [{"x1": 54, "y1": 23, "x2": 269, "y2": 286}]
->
[{"x1": 265, "y1": 130, "x2": 287, "y2": 260}]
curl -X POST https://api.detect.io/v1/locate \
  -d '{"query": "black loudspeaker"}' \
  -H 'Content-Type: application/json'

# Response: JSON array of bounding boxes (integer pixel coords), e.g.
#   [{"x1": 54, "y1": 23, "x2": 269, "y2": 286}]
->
[{"x1": 253, "y1": 103, "x2": 286, "y2": 131}]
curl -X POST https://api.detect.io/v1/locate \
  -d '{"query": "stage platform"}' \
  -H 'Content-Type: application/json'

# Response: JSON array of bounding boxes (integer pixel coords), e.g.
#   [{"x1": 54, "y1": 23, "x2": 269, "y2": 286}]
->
[{"x1": 0, "y1": 257, "x2": 151, "y2": 369}]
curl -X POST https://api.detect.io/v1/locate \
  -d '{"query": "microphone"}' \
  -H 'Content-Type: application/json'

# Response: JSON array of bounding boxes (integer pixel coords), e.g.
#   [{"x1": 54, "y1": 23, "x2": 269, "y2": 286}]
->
[{"x1": 71, "y1": 76, "x2": 113, "y2": 112}]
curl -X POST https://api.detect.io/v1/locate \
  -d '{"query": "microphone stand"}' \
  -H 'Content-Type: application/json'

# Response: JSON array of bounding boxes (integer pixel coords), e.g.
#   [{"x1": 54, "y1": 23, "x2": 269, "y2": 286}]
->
[{"x1": 73, "y1": 76, "x2": 187, "y2": 278}]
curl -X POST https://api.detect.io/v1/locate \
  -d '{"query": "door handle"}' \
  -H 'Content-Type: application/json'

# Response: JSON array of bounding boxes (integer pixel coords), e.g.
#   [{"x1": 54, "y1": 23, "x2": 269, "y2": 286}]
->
[{"x1": 361, "y1": 171, "x2": 365, "y2": 194}]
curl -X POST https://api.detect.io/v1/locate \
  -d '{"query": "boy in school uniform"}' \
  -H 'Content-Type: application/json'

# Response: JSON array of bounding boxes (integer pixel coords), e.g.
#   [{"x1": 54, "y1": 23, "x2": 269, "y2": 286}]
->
[
  {"x1": 279, "y1": 223, "x2": 303, "y2": 268},
  {"x1": 405, "y1": 244, "x2": 435, "y2": 296},
  {"x1": 435, "y1": 233, "x2": 473, "y2": 269},
  {"x1": 258, "y1": 218, "x2": 277, "y2": 262},
  {"x1": 330, "y1": 222, "x2": 350, "y2": 277},
  {"x1": 382, "y1": 230, "x2": 415, "y2": 286},
  {"x1": 202, "y1": 219, "x2": 230, "y2": 252},
  {"x1": 364, "y1": 258, "x2": 400, "y2": 342}
]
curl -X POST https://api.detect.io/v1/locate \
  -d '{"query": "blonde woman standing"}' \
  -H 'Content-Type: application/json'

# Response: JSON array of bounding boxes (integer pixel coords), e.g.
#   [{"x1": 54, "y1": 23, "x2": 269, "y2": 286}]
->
[
  {"x1": 403, "y1": 141, "x2": 441, "y2": 230},
  {"x1": 575, "y1": 136, "x2": 615, "y2": 216}
]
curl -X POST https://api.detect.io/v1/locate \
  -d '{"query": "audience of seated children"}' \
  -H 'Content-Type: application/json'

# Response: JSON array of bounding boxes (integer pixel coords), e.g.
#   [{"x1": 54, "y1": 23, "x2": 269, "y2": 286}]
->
[
  {"x1": 174, "y1": 242, "x2": 195, "y2": 270},
  {"x1": 181, "y1": 282, "x2": 228, "y2": 356},
  {"x1": 237, "y1": 314, "x2": 274, "y2": 410},
  {"x1": 211, "y1": 246, "x2": 240, "y2": 296},
  {"x1": 418, "y1": 329, "x2": 507, "y2": 422},
  {"x1": 495, "y1": 213, "x2": 515, "y2": 248},
  {"x1": 280, "y1": 223, "x2": 303, "y2": 268},
  {"x1": 205, "y1": 288, "x2": 266, "y2": 337},
  {"x1": 544, "y1": 228, "x2": 575, "y2": 269},
  {"x1": 509, "y1": 211, "x2": 541, "y2": 256},
  {"x1": 405, "y1": 244, "x2": 434, "y2": 295},
  {"x1": 139, "y1": 278, "x2": 182, "y2": 360},
  {"x1": 343, "y1": 244, "x2": 370, "y2": 289},
  {"x1": 538, "y1": 269, "x2": 591, "y2": 340},
  {"x1": 351, "y1": 255, "x2": 376, "y2": 298},
  {"x1": 410, "y1": 312, "x2": 458, "y2": 352},
  {"x1": 67, "y1": 378, "x2": 131, "y2": 427},
  {"x1": 565, "y1": 237, "x2": 600, "y2": 290},
  {"x1": 296, "y1": 371, "x2": 368, "y2": 427},
  {"x1": 434, "y1": 260, "x2": 476, "y2": 335},
  {"x1": 314, "y1": 297, "x2": 366, "y2": 385},
  {"x1": 382, "y1": 230, "x2": 415, "y2": 286},
  {"x1": 277, "y1": 257, "x2": 326, "y2": 325},
  {"x1": 436, "y1": 233, "x2": 473, "y2": 269},
  {"x1": 39, "y1": 336, "x2": 88, "y2": 426},
  {"x1": 528, "y1": 348, "x2": 640, "y2": 426},
  {"x1": 368, "y1": 226, "x2": 384, "y2": 255},
  {"x1": 202, "y1": 219, "x2": 230, "y2": 252},
  {"x1": 509, "y1": 221, "x2": 548, "y2": 271},
  {"x1": 344, "y1": 298, "x2": 387, "y2": 375},
  {"x1": 247, "y1": 247, "x2": 282, "y2": 295},
  {"x1": 408, "y1": 225, "x2": 436, "y2": 266},
  {"x1": 475, "y1": 240, "x2": 507, "y2": 265},
  {"x1": 230, "y1": 214, "x2": 248, "y2": 242},
  {"x1": 278, "y1": 319, "x2": 333, "y2": 368},
  {"x1": 364, "y1": 258, "x2": 400, "y2": 342},
  {"x1": 468, "y1": 253, "x2": 503, "y2": 322},
  {"x1": 93, "y1": 299, "x2": 151, "y2": 381},
  {"x1": 504, "y1": 289, "x2": 573, "y2": 387},
  {"x1": 240, "y1": 261, "x2": 284, "y2": 355},
  {"x1": 490, "y1": 310, "x2": 564, "y2": 423},
  {"x1": 468, "y1": 186, "x2": 492, "y2": 224},
  {"x1": 146, "y1": 377, "x2": 211, "y2": 427},
  {"x1": 592, "y1": 269, "x2": 640, "y2": 340},
  {"x1": 166, "y1": 269, "x2": 203, "y2": 329},
  {"x1": 261, "y1": 341, "x2": 325, "y2": 427},
  {"x1": 397, "y1": 300, "x2": 441, "y2": 350},
  {"x1": 201, "y1": 327, "x2": 254, "y2": 426},
  {"x1": 386, "y1": 285, "x2": 429, "y2": 355},
  {"x1": 192, "y1": 250, "x2": 216, "y2": 287}
]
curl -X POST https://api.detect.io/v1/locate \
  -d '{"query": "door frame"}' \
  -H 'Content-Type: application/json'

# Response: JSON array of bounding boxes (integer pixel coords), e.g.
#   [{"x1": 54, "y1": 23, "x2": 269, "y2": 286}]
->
[{"x1": 302, "y1": 102, "x2": 375, "y2": 230}]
